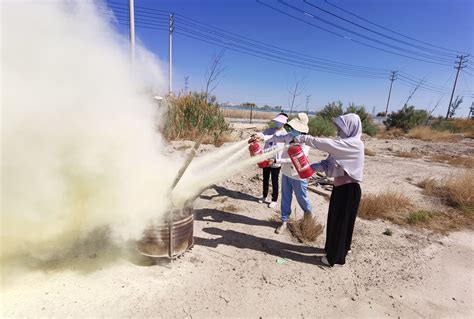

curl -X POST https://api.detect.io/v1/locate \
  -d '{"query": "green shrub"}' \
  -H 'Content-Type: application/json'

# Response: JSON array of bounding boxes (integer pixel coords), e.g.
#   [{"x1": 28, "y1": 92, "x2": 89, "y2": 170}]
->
[
  {"x1": 308, "y1": 116, "x2": 336, "y2": 137},
  {"x1": 430, "y1": 118, "x2": 457, "y2": 132},
  {"x1": 385, "y1": 106, "x2": 429, "y2": 132},
  {"x1": 430, "y1": 118, "x2": 474, "y2": 134},
  {"x1": 318, "y1": 101, "x2": 344, "y2": 120},
  {"x1": 345, "y1": 103, "x2": 379, "y2": 136},
  {"x1": 317, "y1": 102, "x2": 379, "y2": 136},
  {"x1": 163, "y1": 92, "x2": 230, "y2": 144},
  {"x1": 407, "y1": 210, "x2": 432, "y2": 224}
]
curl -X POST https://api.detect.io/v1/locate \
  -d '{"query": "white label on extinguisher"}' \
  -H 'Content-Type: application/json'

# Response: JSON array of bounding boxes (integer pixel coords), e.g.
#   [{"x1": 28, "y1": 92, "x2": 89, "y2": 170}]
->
[{"x1": 293, "y1": 152, "x2": 310, "y2": 170}]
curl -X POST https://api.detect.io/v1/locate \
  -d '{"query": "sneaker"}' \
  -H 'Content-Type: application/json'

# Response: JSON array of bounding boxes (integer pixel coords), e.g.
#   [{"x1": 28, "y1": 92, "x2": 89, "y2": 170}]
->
[
  {"x1": 268, "y1": 201, "x2": 277, "y2": 208},
  {"x1": 258, "y1": 197, "x2": 267, "y2": 204},
  {"x1": 275, "y1": 222, "x2": 287, "y2": 234}
]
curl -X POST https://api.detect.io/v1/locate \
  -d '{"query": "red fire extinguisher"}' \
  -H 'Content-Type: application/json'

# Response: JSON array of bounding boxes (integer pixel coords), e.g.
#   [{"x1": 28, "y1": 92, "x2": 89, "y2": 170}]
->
[
  {"x1": 248, "y1": 142, "x2": 270, "y2": 168},
  {"x1": 287, "y1": 144, "x2": 314, "y2": 179}
]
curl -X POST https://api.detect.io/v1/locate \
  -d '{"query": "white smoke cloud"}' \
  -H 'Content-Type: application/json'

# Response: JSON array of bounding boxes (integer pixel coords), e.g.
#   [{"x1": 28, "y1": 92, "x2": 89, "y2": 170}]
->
[{"x1": 1, "y1": 0, "x2": 179, "y2": 261}]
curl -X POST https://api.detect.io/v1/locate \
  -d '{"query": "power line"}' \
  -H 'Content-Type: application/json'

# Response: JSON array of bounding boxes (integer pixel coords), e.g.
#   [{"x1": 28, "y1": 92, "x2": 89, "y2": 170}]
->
[
  {"x1": 397, "y1": 79, "x2": 446, "y2": 94},
  {"x1": 173, "y1": 25, "x2": 387, "y2": 78},
  {"x1": 277, "y1": 0, "x2": 454, "y2": 65},
  {"x1": 323, "y1": 0, "x2": 469, "y2": 56},
  {"x1": 106, "y1": 2, "x2": 394, "y2": 78},
  {"x1": 398, "y1": 74, "x2": 448, "y2": 91},
  {"x1": 108, "y1": 1, "x2": 391, "y2": 75},
  {"x1": 256, "y1": 0, "x2": 453, "y2": 67},
  {"x1": 174, "y1": 15, "x2": 388, "y2": 74},
  {"x1": 104, "y1": 1, "x2": 465, "y2": 94},
  {"x1": 304, "y1": 0, "x2": 457, "y2": 59}
]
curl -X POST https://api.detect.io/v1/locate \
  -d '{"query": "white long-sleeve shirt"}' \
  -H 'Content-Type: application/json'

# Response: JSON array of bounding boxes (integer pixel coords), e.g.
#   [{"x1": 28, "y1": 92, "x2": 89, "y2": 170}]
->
[
  {"x1": 265, "y1": 133, "x2": 310, "y2": 181},
  {"x1": 259, "y1": 127, "x2": 286, "y2": 168},
  {"x1": 297, "y1": 134, "x2": 364, "y2": 183}
]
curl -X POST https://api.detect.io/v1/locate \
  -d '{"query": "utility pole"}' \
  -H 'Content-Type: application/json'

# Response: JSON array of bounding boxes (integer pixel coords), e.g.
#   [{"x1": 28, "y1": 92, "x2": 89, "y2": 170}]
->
[
  {"x1": 169, "y1": 13, "x2": 174, "y2": 95},
  {"x1": 184, "y1": 76, "x2": 189, "y2": 93},
  {"x1": 250, "y1": 104, "x2": 253, "y2": 124},
  {"x1": 446, "y1": 54, "x2": 468, "y2": 119},
  {"x1": 305, "y1": 95, "x2": 311, "y2": 113},
  {"x1": 384, "y1": 70, "x2": 398, "y2": 118},
  {"x1": 129, "y1": 0, "x2": 135, "y2": 64}
]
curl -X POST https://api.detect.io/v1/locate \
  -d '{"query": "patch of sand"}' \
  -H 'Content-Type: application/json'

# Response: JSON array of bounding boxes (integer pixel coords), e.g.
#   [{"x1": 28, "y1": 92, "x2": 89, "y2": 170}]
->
[{"x1": 1, "y1": 129, "x2": 473, "y2": 318}]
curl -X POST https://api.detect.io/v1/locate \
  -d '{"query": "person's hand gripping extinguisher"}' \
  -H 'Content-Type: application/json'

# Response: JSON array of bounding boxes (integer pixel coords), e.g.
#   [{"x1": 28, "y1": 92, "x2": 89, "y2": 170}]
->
[{"x1": 248, "y1": 133, "x2": 270, "y2": 168}]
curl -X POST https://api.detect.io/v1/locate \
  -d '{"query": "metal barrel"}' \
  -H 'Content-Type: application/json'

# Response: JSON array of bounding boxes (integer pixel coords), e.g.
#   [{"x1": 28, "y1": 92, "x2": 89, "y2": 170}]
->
[{"x1": 137, "y1": 206, "x2": 194, "y2": 258}]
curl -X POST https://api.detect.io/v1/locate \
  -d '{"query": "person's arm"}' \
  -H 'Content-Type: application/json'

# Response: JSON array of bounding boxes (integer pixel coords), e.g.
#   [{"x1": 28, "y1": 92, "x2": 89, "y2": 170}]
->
[
  {"x1": 275, "y1": 156, "x2": 292, "y2": 164},
  {"x1": 310, "y1": 160, "x2": 329, "y2": 173},
  {"x1": 267, "y1": 133, "x2": 293, "y2": 145},
  {"x1": 297, "y1": 135, "x2": 351, "y2": 155}
]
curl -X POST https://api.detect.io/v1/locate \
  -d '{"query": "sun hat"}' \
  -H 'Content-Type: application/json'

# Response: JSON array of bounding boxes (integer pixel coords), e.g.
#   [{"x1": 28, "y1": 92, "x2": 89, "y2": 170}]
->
[
  {"x1": 272, "y1": 113, "x2": 288, "y2": 124},
  {"x1": 286, "y1": 112, "x2": 309, "y2": 133}
]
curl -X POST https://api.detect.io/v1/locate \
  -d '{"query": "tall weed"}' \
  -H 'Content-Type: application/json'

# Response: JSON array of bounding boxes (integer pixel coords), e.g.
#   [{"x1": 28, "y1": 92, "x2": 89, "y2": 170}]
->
[{"x1": 163, "y1": 92, "x2": 230, "y2": 145}]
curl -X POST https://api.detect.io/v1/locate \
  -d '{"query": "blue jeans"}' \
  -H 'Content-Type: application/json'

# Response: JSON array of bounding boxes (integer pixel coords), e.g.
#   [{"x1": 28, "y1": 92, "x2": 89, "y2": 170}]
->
[{"x1": 281, "y1": 175, "x2": 312, "y2": 222}]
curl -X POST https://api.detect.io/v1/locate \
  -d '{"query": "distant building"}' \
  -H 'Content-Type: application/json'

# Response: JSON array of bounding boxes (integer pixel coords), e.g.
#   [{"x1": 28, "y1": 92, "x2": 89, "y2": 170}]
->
[{"x1": 469, "y1": 102, "x2": 474, "y2": 119}]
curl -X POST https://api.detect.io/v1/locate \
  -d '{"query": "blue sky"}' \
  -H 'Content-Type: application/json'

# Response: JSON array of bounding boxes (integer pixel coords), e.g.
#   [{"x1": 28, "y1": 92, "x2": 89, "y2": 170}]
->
[{"x1": 104, "y1": 0, "x2": 473, "y2": 116}]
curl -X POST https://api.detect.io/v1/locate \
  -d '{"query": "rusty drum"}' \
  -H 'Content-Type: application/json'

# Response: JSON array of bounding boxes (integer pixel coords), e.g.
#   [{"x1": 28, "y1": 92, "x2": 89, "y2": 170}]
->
[{"x1": 137, "y1": 206, "x2": 194, "y2": 258}]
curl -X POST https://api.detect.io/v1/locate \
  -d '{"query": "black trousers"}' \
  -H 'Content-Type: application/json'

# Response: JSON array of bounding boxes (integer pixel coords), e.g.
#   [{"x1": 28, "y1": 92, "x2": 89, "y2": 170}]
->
[
  {"x1": 262, "y1": 167, "x2": 281, "y2": 202},
  {"x1": 324, "y1": 183, "x2": 361, "y2": 266}
]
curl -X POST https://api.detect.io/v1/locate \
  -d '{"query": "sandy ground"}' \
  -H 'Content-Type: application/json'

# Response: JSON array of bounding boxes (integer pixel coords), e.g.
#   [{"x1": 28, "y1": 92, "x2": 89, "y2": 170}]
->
[{"x1": 1, "y1": 123, "x2": 473, "y2": 318}]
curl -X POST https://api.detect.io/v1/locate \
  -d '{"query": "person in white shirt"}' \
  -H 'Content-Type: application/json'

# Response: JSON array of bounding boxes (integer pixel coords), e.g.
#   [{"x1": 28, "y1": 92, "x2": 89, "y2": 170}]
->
[
  {"x1": 252, "y1": 113, "x2": 313, "y2": 234},
  {"x1": 257, "y1": 112, "x2": 288, "y2": 208},
  {"x1": 297, "y1": 113, "x2": 364, "y2": 267}
]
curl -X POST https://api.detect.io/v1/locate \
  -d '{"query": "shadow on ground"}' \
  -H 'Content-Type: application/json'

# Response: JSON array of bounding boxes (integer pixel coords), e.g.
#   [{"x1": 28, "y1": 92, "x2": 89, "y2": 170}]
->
[
  {"x1": 195, "y1": 226, "x2": 326, "y2": 266},
  {"x1": 200, "y1": 185, "x2": 260, "y2": 203},
  {"x1": 195, "y1": 208, "x2": 275, "y2": 227}
]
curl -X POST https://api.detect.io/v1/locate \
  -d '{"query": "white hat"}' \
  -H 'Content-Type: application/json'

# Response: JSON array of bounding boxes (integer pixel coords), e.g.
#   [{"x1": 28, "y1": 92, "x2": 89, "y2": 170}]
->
[
  {"x1": 287, "y1": 112, "x2": 309, "y2": 133},
  {"x1": 272, "y1": 113, "x2": 288, "y2": 124}
]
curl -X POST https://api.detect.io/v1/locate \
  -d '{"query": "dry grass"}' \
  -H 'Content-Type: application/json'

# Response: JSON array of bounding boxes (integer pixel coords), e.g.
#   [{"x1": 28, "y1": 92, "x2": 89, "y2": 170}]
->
[
  {"x1": 448, "y1": 119, "x2": 474, "y2": 133},
  {"x1": 164, "y1": 93, "x2": 230, "y2": 145},
  {"x1": 221, "y1": 204, "x2": 239, "y2": 212},
  {"x1": 395, "y1": 150, "x2": 420, "y2": 158},
  {"x1": 376, "y1": 128, "x2": 405, "y2": 139},
  {"x1": 358, "y1": 190, "x2": 413, "y2": 224},
  {"x1": 416, "y1": 178, "x2": 437, "y2": 194},
  {"x1": 221, "y1": 108, "x2": 276, "y2": 120},
  {"x1": 418, "y1": 172, "x2": 474, "y2": 211},
  {"x1": 407, "y1": 126, "x2": 457, "y2": 141},
  {"x1": 358, "y1": 188, "x2": 473, "y2": 232},
  {"x1": 365, "y1": 148, "x2": 376, "y2": 156},
  {"x1": 268, "y1": 213, "x2": 323, "y2": 242},
  {"x1": 430, "y1": 154, "x2": 474, "y2": 169},
  {"x1": 407, "y1": 209, "x2": 473, "y2": 233},
  {"x1": 287, "y1": 216, "x2": 324, "y2": 243},
  {"x1": 267, "y1": 213, "x2": 281, "y2": 223}
]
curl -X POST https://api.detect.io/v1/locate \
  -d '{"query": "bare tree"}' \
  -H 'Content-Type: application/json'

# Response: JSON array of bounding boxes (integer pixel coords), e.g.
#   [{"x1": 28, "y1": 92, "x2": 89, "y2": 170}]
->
[
  {"x1": 448, "y1": 95, "x2": 463, "y2": 118},
  {"x1": 288, "y1": 75, "x2": 306, "y2": 115},
  {"x1": 204, "y1": 49, "x2": 226, "y2": 99}
]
